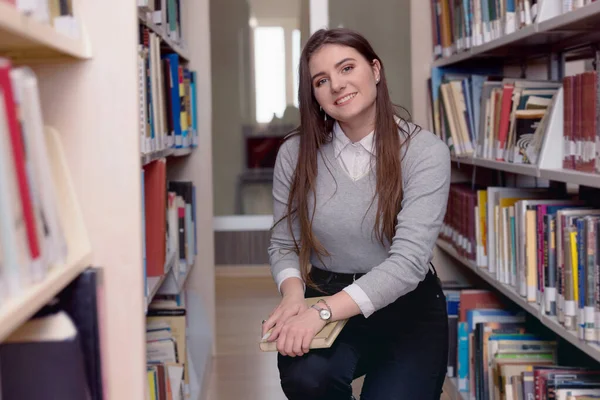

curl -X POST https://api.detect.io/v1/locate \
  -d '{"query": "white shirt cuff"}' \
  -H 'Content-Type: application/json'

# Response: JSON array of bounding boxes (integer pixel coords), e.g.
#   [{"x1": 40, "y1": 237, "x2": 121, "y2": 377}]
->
[
  {"x1": 343, "y1": 283, "x2": 376, "y2": 318},
  {"x1": 275, "y1": 268, "x2": 304, "y2": 294}
]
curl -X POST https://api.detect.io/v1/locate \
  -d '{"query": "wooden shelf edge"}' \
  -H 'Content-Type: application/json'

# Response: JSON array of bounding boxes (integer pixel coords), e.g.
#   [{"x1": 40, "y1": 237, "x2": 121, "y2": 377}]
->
[
  {"x1": 436, "y1": 238, "x2": 600, "y2": 363},
  {"x1": 539, "y1": 168, "x2": 600, "y2": 189},
  {"x1": 157, "y1": 261, "x2": 194, "y2": 296},
  {"x1": 171, "y1": 147, "x2": 193, "y2": 157},
  {"x1": 443, "y1": 376, "x2": 467, "y2": 400},
  {"x1": 450, "y1": 156, "x2": 540, "y2": 177},
  {"x1": 0, "y1": 2, "x2": 91, "y2": 60},
  {"x1": 141, "y1": 147, "x2": 195, "y2": 165},
  {"x1": 141, "y1": 148, "x2": 174, "y2": 166},
  {"x1": 144, "y1": 250, "x2": 177, "y2": 312},
  {"x1": 0, "y1": 249, "x2": 92, "y2": 342}
]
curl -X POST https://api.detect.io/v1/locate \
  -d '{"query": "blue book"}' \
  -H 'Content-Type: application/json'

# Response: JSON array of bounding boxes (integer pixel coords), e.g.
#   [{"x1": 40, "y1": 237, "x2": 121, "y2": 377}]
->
[
  {"x1": 457, "y1": 309, "x2": 526, "y2": 391},
  {"x1": 190, "y1": 71, "x2": 198, "y2": 147},
  {"x1": 162, "y1": 54, "x2": 182, "y2": 148},
  {"x1": 457, "y1": 322, "x2": 469, "y2": 391},
  {"x1": 576, "y1": 217, "x2": 586, "y2": 339},
  {"x1": 444, "y1": 290, "x2": 461, "y2": 316}
]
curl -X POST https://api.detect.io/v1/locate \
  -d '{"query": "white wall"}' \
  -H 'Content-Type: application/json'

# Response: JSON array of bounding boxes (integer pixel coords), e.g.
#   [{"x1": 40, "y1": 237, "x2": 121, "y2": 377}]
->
[{"x1": 329, "y1": 0, "x2": 413, "y2": 114}]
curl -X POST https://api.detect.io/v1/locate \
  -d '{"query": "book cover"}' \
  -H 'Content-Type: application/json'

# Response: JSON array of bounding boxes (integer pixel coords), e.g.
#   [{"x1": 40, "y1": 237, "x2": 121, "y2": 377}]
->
[{"x1": 259, "y1": 298, "x2": 348, "y2": 352}]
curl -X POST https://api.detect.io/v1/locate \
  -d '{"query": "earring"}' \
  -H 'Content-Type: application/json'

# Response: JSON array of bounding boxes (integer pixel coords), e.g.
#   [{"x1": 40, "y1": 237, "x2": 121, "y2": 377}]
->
[{"x1": 320, "y1": 106, "x2": 327, "y2": 121}]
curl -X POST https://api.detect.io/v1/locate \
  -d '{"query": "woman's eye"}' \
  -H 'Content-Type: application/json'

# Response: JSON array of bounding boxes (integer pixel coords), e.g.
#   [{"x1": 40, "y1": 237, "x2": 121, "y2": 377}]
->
[
  {"x1": 342, "y1": 65, "x2": 354, "y2": 73},
  {"x1": 316, "y1": 78, "x2": 327, "y2": 87}
]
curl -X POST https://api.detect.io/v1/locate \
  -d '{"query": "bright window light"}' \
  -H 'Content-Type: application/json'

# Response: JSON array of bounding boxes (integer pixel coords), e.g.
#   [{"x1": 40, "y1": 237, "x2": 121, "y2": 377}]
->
[{"x1": 254, "y1": 26, "x2": 286, "y2": 123}]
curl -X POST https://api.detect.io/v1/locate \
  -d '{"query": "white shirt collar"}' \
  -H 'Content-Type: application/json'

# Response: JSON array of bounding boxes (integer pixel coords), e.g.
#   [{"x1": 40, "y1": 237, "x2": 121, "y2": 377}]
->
[{"x1": 332, "y1": 121, "x2": 376, "y2": 159}]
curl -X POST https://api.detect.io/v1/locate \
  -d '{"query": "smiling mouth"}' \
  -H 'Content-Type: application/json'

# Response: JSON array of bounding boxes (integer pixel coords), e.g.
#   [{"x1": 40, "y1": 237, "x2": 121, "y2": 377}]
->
[{"x1": 335, "y1": 92, "x2": 357, "y2": 106}]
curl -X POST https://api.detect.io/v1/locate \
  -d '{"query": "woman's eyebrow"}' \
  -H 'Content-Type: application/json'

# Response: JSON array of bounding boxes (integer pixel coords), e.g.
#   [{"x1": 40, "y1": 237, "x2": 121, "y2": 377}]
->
[{"x1": 311, "y1": 58, "x2": 357, "y2": 81}]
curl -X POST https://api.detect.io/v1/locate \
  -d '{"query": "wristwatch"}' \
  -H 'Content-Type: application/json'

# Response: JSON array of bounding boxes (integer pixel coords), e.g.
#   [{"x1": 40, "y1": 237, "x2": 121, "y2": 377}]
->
[{"x1": 311, "y1": 299, "x2": 332, "y2": 322}]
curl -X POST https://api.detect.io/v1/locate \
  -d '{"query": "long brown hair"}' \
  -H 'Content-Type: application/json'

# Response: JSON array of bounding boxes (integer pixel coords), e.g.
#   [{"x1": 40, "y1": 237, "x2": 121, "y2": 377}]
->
[{"x1": 275, "y1": 28, "x2": 417, "y2": 287}]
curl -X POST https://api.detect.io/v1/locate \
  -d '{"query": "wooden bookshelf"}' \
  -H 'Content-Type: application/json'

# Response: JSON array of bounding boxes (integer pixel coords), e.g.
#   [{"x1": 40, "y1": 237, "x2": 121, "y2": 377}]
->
[
  {"x1": 0, "y1": 1, "x2": 91, "y2": 62},
  {"x1": 436, "y1": 239, "x2": 600, "y2": 364},
  {"x1": 0, "y1": 0, "x2": 213, "y2": 397},
  {"x1": 0, "y1": 252, "x2": 91, "y2": 342}
]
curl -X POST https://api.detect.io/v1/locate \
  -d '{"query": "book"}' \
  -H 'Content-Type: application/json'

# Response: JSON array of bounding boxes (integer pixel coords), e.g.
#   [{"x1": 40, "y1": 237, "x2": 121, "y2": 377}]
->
[{"x1": 259, "y1": 297, "x2": 348, "y2": 352}]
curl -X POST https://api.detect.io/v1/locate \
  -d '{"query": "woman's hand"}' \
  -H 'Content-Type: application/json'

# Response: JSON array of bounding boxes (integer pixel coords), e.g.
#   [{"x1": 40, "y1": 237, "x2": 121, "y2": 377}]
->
[
  {"x1": 275, "y1": 307, "x2": 327, "y2": 357},
  {"x1": 262, "y1": 292, "x2": 308, "y2": 341}
]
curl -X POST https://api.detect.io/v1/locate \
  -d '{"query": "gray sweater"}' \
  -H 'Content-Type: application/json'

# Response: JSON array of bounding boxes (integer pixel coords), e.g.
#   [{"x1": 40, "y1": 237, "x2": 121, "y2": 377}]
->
[{"x1": 268, "y1": 122, "x2": 451, "y2": 317}]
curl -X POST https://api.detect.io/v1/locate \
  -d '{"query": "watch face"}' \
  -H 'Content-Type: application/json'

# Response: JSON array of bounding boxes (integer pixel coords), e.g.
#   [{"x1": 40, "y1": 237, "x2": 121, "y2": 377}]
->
[{"x1": 320, "y1": 309, "x2": 331, "y2": 320}]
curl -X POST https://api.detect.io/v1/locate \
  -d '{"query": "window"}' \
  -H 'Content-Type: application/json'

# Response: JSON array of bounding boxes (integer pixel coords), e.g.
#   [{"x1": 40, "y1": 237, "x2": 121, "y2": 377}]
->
[{"x1": 253, "y1": 27, "x2": 286, "y2": 123}]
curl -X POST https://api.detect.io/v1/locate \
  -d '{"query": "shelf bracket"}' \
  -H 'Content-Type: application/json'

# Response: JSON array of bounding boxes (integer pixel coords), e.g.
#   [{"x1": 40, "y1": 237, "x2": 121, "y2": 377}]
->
[
  {"x1": 520, "y1": 59, "x2": 528, "y2": 79},
  {"x1": 548, "y1": 52, "x2": 565, "y2": 81}
]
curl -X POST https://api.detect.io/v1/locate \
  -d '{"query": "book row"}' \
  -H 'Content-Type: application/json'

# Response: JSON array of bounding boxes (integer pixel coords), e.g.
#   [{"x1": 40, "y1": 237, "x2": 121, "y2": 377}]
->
[
  {"x1": 138, "y1": 0, "x2": 185, "y2": 47},
  {"x1": 138, "y1": 26, "x2": 198, "y2": 156},
  {"x1": 430, "y1": 0, "x2": 596, "y2": 61},
  {"x1": 442, "y1": 183, "x2": 600, "y2": 345},
  {"x1": 444, "y1": 286, "x2": 600, "y2": 400},
  {"x1": 142, "y1": 160, "x2": 196, "y2": 298},
  {"x1": 430, "y1": 70, "x2": 562, "y2": 165},
  {"x1": 562, "y1": 71, "x2": 599, "y2": 173},
  {"x1": 146, "y1": 294, "x2": 188, "y2": 399},
  {"x1": 0, "y1": 58, "x2": 70, "y2": 301},
  {"x1": 0, "y1": 268, "x2": 105, "y2": 400},
  {"x1": 3, "y1": 0, "x2": 79, "y2": 39}
]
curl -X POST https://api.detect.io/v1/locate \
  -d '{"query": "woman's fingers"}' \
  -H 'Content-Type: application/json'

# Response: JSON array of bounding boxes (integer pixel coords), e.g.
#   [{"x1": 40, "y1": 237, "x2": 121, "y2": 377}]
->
[
  {"x1": 301, "y1": 330, "x2": 312, "y2": 354},
  {"x1": 262, "y1": 308, "x2": 282, "y2": 336},
  {"x1": 268, "y1": 322, "x2": 284, "y2": 342},
  {"x1": 292, "y1": 333, "x2": 304, "y2": 357}
]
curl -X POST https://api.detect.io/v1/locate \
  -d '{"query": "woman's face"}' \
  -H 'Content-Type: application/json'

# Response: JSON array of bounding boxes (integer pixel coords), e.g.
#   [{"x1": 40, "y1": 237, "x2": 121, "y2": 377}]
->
[{"x1": 309, "y1": 44, "x2": 380, "y2": 125}]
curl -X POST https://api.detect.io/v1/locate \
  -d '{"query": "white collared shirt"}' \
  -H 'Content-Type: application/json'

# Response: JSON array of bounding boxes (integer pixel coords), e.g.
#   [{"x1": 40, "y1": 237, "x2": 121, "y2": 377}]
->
[{"x1": 332, "y1": 121, "x2": 376, "y2": 181}]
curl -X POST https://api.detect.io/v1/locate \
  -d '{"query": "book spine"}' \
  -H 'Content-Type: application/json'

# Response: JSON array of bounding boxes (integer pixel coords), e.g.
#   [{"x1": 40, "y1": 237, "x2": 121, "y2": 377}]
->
[{"x1": 586, "y1": 217, "x2": 597, "y2": 342}]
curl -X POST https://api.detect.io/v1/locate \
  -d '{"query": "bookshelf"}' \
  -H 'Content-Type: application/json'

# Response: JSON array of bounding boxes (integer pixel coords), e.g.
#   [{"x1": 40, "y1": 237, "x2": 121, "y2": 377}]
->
[
  {"x1": 0, "y1": 1, "x2": 91, "y2": 62},
  {"x1": 428, "y1": 1, "x2": 600, "y2": 398},
  {"x1": 0, "y1": 0, "x2": 214, "y2": 399},
  {"x1": 436, "y1": 239, "x2": 600, "y2": 364},
  {"x1": 432, "y1": 1, "x2": 600, "y2": 68},
  {"x1": 138, "y1": 0, "x2": 214, "y2": 398}
]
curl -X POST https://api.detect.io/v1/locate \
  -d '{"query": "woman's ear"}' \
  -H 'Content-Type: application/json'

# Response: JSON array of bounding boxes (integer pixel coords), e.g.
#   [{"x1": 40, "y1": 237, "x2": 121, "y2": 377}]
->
[{"x1": 371, "y1": 59, "x2": 382, "y2": 83}]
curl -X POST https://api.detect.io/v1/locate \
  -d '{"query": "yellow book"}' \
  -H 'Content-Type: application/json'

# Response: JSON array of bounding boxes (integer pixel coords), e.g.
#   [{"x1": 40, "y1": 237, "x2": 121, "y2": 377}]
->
[
  {"x1": 570, "y1": 230, "x2": 579, "y2": 303},
  {"x1": 477, "y1": 190, "x2": 488, "y2": 265},
  {"x1": 147, "y1": 368, "x2": 157, "y2": 400},
  {"x1": 259, "y1": 297, "x2": 348, "y2": 352}
]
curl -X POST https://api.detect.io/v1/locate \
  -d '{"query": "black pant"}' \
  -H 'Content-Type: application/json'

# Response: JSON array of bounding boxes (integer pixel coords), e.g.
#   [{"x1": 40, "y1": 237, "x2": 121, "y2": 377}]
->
[{"x1": 277, "y1": 267, "x2": 449, "y2": 400}]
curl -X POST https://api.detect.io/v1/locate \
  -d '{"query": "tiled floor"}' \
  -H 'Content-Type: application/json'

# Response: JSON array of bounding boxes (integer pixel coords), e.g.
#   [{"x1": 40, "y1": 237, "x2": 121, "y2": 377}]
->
[{"x1": 207, "y1": 270, "x2": 452, "y2": 400}]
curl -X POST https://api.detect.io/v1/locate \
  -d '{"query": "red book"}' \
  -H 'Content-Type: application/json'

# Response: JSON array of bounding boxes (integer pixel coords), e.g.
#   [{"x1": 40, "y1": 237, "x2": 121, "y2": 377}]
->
[
  {"x1": 574, "y1": 74, "x2": 583, "y2": 170},
  {"x1": 143, "y1": 159, "x2": 167, "y2": 277},
  {"x1": 459, "y1": 290, "x2": 505, "y2": 322},
  {"x1": 0, "y1": 58, "x2": 41, "y2": 264},
  {"x1": 581, "y1": 71, "x2": 597, "y2": 173},
  {"x1": 563, "y1": 76, "x2": 575, "y2": 169},
  {"x1": 496, "y1": 84, "x2": 514, "y2": 161}
]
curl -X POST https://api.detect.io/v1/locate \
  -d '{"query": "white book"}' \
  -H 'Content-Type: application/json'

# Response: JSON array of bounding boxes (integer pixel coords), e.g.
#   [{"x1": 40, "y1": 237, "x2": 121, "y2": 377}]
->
[
  {"x1": 0, "y1": 90, "x2": 31, "y2": 297},
  {"x1": 10, "y1": 68, "x2": 68, "y2": 276}
]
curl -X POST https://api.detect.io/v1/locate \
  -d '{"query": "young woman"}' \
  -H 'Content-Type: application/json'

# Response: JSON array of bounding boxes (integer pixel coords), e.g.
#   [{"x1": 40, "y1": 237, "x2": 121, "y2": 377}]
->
[{"x1": 262, "y1": 28, "x2": 451, "y2": 400}]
